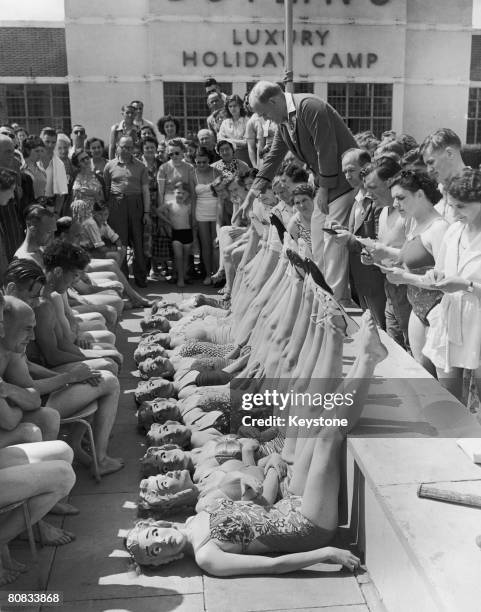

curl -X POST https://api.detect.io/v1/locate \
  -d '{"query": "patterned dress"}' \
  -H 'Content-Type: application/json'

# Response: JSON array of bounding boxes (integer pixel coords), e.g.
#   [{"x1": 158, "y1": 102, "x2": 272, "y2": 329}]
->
[{"x1": 208, "y1": 497, "x2": 334, "y2": 553}]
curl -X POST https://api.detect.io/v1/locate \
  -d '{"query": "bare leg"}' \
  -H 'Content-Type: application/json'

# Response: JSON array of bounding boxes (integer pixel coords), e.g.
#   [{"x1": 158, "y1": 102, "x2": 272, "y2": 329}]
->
[
  {"x1": 436, "y1": 366, "x2": 463, "y2": 402},
  {"x1": 81, "y1": 329, "x2": 116, "y2": 345},
  {"x1": 20, "y1": 406, "x2": 60, "y2": 441},
  {"x1": 408, "y1": 313, "x2": 436, "y2": 377},
  {"x1": 48, "y1": 372, "x2": 124, "y2": 475},
  {"x1": 0, "y1": 461, "x2": 75, "y2": 567},
  {"x1": 198, "y1": 221, "x2": 216, "y2": 279},
  {"x1": 172, "y1": 240, "x2": 185, "y2": 287},
  {"x1": 73, "y1": 304, "x2": 118, "y2": 330},
  {"x1": 53, "y1": 358, "x2": 119, "y2": 376},
  {"x1": 0, "y1": 441, "x2": 73, "y2": 467},
  {"x1": 0, "y1": 423, "x2": 42, "y2": 450}
]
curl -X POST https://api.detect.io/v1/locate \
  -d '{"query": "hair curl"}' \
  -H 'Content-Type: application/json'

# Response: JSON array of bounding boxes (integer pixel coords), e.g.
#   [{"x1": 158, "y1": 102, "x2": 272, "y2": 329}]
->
[
  {"x1": 292, "y1": 183, "x2": 315, "y2": 199},
  {"x1": 138, "y1": 476, "x2": 198, "y2": 516},
  {"x1": 420, "y1": 128, "x2": 462, "y2": 156},
  {"x1": 388, "y1": 169, "x2": 442, "y2": 205},
  {"x1": 125, "y1": 519, "x2": 184, "y2": 567},
  {"x1": 140, "y1": 444, "x2": 185, "y2": 476},
  {"x1": 157, "y1": 115, "x2": 180, "y2": 137},
  {"x1": 4, "y1": 259, "x2": 45, "y2": 289},
  {"x1": 22, "y1": 135, "x2": 44, "y2": 159},
  {"x1": 446, "y1": 168, "x2": 481, "y2": 203},
  {"x1": 43, "y1": 239, "x2": 90, "y2": 273},
  {"x1": 224, "y1": 94, "x2": 247, "y2": 118}
]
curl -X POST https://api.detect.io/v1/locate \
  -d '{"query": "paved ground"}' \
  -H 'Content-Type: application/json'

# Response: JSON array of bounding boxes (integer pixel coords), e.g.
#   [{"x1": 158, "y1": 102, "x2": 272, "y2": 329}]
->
[{"x1": 0, "y1": 279, "x2": 384, "y2": 612}]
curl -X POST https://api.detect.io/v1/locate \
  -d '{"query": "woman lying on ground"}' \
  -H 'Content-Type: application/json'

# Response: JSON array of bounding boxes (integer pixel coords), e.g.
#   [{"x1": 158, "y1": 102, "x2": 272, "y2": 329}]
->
[
  {"x1": 138, "y1": 438, "x2": 287, "y2": 515},
  {"x1": 126, "y1": 311, "x2": 386, "y2": 576}
]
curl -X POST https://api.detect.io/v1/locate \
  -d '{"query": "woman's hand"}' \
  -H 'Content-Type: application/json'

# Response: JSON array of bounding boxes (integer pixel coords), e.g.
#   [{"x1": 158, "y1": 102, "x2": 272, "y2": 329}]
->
[
  {"x1": 332, "y1": 229, "x2": 354, "y2": 246},
  {"x1": 357, "y1": 238, "x2": 392, "y2": 262},
  {"x1": 328, "y1": 547, "x2": 361, "y2": 571},
  {"x1": 239, "y1": 438, "x2": 260, "y2": 453},
  {"x1": 263, "y1": 453, "x2": 288, "y2": 479},
  {"x1": 435, "y1": 275, "x2": 471, "y2": 293},
  {"x1": 228, "y1": 227, "x2": 245, "y2": 240},
  {"x1": 240, "y1": 473, "x2": 264, "y2": 499},
  {"x1": 385, "y1": 267, "x2": 408, "y2": 285}
]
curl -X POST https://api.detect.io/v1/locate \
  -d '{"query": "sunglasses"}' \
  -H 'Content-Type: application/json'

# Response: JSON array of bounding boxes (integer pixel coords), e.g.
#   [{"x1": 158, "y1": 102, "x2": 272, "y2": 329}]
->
[
  {"x1": 1, "y1": 132, "x2": 15, "y2": 139},
  {"x1": 73, "y1": 130, "x2": 85, "y2": 135}
]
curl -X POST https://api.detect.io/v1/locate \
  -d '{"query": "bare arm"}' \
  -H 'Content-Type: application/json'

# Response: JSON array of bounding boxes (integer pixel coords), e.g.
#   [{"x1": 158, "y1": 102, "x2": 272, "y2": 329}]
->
[
  {"x1": 0, "y1": 397, "x2": 23, "y2": 430},
  {"x1": 34, "y1": 302, "x2": 83, "y2": 366},
  {"x1": 196, "y1": 542, "x2": 349, "y2": 576},
  {"x1": 2, "y1": 355, "x2": 41, "y2": 411}
]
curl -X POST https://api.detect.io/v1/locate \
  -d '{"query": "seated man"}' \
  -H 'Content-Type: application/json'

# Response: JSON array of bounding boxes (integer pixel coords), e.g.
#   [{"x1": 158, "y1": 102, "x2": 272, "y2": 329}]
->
[
  {"x1": 0, "y1": 440, "x2": 76, "y2": 582},
  {"x1": 0, "y1": 296, "x2": 59, "y2": 448},
  {"x1": 28, "y1": 240, "x2": 122, "y2": 375},
  {"x1": 4, "y1": 260, "x2": 124, "y2": 476},
  {"x1": 15, "y1": 204, "x2": 119, "y2": 333}
]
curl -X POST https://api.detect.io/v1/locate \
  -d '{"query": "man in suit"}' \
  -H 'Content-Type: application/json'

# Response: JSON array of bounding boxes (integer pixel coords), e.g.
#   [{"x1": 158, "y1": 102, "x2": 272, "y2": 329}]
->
[
  {"x1": 237, "y1": 81, "x2": 356, "y2": 300},
  {"x1": 334, "y1": 149, "x2": 386, "y2": 328}
]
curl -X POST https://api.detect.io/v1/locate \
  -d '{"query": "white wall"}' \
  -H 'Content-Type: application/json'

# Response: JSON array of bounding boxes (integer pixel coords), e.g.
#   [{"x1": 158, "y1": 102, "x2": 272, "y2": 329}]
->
[{"x1": 64, "y1": 0, "x2": 474, "y2": 141}]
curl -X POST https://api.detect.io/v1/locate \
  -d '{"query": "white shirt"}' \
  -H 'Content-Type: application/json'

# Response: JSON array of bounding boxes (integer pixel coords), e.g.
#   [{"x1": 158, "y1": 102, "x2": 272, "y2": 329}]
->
[{"x1": 283, "y1": 93, "x2": 297, "y2": 140}]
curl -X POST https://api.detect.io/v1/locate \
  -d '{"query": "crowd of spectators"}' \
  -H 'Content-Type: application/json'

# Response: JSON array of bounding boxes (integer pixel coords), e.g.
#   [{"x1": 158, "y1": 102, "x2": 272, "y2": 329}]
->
[{"x1": 1, "y1": 75, "x2": 481, "y2": 584}]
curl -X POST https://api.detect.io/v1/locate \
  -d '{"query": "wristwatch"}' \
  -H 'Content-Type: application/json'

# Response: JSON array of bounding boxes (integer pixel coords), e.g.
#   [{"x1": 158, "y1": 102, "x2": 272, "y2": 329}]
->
[{"x1": 467, "y1": 281, "x2": 474, "y2": 293}]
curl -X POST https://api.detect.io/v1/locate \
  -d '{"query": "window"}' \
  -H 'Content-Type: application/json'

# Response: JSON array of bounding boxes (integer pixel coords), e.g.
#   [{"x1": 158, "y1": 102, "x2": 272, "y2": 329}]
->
[
  {"x1": 467, "y1": 88, "x2": 481, "y2": 144},
  {"x1": 163, "y1": 82, "x2": 232, "y2": 138},
  {"x1": 0, "y1": 84, "x2": 71, "y2": 135},
  {"x1": 327, "y1": 83, "x2": 392, "y2": 137},
  {"x1": 246, "y1": 82, "x2": 314, "y2": 94},
  {"x1": 293, "y1": 82, "x2": 314, "y2": 94}
]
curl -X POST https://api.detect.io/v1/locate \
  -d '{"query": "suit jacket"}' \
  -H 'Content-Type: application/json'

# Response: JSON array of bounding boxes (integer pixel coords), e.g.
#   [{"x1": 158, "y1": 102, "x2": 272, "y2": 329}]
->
[
  {"x1": 254, "y1": 94, "x2": 356, "y2": 203},
  {"x1": 347, "y1": 195, "x2": 385, "y2": 297}
]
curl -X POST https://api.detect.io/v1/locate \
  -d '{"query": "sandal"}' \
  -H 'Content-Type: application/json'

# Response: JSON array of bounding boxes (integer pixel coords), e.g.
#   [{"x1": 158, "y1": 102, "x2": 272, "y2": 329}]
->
[{"x1": 306, "y1": 259, "x2": 359, "y2": 337}]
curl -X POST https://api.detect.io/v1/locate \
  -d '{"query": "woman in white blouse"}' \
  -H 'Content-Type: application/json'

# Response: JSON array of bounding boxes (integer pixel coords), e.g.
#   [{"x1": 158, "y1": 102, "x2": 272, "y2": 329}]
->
[
  {"x1": 422, "y1": 168, "x2": 481, "y2": 400},
  {"x1": 218, "y1": 95, "x2": 250, "y2": 166}
]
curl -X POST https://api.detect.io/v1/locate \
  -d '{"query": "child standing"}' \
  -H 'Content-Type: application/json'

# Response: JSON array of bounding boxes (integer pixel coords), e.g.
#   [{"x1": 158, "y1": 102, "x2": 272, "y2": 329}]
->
[{"x1": 164, "y1": 181, "x2": 193, "y2": 288}]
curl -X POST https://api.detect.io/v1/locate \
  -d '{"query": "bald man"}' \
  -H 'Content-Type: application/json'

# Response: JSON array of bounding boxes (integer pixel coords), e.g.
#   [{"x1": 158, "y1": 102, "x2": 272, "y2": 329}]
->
[
  {"x1": 237, "y1": 81, "x2": 356, "y2": 301},
  {"x1": 0, "y1": 296, "x2": 59, "y2": 448},
  {"x1": 197, "y1": 129, "x2": 219, "y2": 160}
]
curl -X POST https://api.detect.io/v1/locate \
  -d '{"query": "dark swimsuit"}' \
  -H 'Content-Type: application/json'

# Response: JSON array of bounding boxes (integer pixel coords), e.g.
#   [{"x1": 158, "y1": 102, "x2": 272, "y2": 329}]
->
[
  {"x1": 399, "y1": 232, "x2": 443, "y2": 326},
  {"x1": 208, "y1": 497, "x2": 335, "y2": 553}
]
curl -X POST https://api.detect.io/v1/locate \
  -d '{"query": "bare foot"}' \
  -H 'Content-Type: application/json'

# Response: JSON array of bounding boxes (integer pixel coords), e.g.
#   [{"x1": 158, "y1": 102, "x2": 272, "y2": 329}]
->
[
  {"x1": 329, "y1": 547, "x2": 361, "y2": 571},
  {"x1": 49, "y1": 501, "x2": 79, "y2": 516},
  {"x1": 1, "y1": 545, "x2": 27, "y2": 573},
  {"x1": 359, "y1": 310, "x2": 388, "y2": 364},
  {"x1": 96, "y1": 456, "x2": 125, "y2": 476},
  {"x1": 27, "y1": 520, "x2": 76, "y2": 546}
]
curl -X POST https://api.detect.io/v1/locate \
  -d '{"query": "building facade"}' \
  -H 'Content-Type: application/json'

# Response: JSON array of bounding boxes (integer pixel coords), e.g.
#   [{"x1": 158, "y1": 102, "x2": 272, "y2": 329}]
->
[{"x1": 1, "y1": 0, "x2": 479, "y2": 145}]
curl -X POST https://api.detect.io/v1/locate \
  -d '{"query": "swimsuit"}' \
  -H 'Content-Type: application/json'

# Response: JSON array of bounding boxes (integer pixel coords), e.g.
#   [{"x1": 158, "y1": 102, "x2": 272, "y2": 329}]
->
[
  {"x1": 399, "y1": 228, "x2": 443, "y2": 326},
  {"x1": 208, "y1": 497, "x2": 335, "y2": 553}
]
